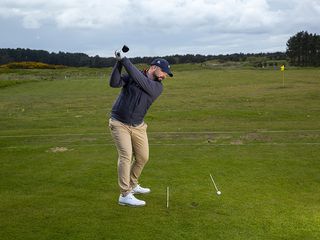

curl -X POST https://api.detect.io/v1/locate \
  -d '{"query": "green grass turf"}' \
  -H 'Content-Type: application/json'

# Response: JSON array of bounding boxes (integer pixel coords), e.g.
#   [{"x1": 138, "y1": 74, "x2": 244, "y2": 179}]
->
[{"x1": 0, "y1": 65, "x2": 320, "y2": 239}]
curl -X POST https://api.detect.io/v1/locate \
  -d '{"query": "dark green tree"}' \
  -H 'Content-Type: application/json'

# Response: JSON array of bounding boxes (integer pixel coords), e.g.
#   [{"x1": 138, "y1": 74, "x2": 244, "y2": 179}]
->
[{"x1": 286, "y1": 31, "x2": 320, "y2": 67}]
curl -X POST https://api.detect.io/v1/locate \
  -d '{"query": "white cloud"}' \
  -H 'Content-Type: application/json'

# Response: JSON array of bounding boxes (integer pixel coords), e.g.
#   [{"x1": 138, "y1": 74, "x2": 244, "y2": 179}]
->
[
  {"x1": 0, "y1": 0, "x2": 284, "y2": 30},
  {"x1": 54, "y1": 0, "x2": 129, "y2": 29},
  {"x1": 0, "y1": 0, "x2": 319, "y2": 56},
  {"x1": 123, "y1": 0, "x2": 282, "y2": 34},
  {"x1": 0, "y1": 0, "x2": 129, "y2": 29}
]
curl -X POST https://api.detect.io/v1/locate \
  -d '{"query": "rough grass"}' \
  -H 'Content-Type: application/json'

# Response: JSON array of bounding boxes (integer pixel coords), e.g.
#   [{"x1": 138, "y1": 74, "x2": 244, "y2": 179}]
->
[{"x1": 0, "y1": 65, "x2": 320, "y2": 240}]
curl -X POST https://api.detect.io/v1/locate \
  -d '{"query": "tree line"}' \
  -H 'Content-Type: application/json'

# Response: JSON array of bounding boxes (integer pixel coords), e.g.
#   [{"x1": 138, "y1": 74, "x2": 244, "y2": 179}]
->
[
  {"x1": 0, "y1": 31, "x2": 318, "y2": 68},
  {"x1": 0, "y1": 48, "x2": 287, "y2": 68},
  {"x1": 0, "y1": 49, "x2": 115, "y2": 68}
]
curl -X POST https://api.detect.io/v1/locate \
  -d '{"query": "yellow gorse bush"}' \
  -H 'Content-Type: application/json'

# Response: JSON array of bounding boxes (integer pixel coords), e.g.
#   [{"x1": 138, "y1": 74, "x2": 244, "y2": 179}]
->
[{"x1": 0, "y1": 61, "x2": 66, "y2": 69}]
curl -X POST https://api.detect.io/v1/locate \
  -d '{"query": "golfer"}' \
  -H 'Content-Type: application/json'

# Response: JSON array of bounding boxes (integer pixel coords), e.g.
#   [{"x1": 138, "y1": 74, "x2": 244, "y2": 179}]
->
[{"x1": 108, "y1": 50, "x2": 173, "y2": 207}]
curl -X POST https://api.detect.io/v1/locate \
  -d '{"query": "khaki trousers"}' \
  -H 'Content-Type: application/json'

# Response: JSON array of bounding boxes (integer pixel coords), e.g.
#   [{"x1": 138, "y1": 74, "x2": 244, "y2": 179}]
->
[{"x1": 109, "y1": 118, "x2": 149, "y2": 196}]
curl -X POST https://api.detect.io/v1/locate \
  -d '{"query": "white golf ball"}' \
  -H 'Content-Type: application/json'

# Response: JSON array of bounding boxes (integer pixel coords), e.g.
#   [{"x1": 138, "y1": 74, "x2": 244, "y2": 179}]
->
[{"x1": 217, "y1": 191, "x2": 221, "y2": 195}]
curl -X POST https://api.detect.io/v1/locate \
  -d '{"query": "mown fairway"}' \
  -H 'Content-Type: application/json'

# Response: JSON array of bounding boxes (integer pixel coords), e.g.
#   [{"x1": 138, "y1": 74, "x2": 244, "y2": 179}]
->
[{"x1": 0, "y1": 65, "x2": 320, "y2": 239}]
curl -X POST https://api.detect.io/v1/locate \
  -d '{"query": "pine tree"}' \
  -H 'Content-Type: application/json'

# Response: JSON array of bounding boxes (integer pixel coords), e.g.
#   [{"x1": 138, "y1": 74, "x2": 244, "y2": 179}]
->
[{"x1": 287, "y1": 31, "x2": 320, "y2": 67}]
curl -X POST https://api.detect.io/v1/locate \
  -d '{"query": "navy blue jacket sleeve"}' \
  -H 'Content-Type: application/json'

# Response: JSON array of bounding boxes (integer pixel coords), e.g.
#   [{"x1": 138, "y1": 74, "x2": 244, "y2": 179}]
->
[
  {"x1": 109, "y1": 61, "x2": 128, "y2": 88},
  {"x1": 121, "y1": 57, "x2": 163, "y2": 97}
]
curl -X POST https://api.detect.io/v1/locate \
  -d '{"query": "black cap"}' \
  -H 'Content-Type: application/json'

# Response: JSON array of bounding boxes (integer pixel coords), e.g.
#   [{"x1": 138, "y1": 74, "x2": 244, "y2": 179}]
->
[{"x1": 150, "y1": 58, "x2": 173, "y2": 77}]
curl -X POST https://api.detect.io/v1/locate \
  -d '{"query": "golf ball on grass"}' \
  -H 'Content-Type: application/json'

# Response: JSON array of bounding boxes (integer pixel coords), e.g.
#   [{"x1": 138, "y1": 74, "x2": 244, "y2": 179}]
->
[{"x1": 217, "y1": 191, "x2": 221, "y2": 195}]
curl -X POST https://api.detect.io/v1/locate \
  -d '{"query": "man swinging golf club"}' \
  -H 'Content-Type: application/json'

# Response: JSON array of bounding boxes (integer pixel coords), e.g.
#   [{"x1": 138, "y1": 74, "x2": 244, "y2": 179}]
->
[{"x1": 108, "y1": 46, "x2": 173, "y2": 207}]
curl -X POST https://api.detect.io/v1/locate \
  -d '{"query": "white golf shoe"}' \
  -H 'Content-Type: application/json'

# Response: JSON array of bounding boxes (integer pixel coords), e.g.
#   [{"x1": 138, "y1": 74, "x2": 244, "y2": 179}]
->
[
  {"x1": 132, "y1": 185, "x2": 151, "y2": 194},
  {"x1": 118, "y1": 193, "x2": 146, "y2": 207}
]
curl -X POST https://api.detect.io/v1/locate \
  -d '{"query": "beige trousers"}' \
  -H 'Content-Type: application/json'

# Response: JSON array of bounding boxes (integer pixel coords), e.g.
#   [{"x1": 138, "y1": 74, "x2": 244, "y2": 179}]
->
[{"x1": 109, "y1": 118, "x2": 149, "y2": 196}]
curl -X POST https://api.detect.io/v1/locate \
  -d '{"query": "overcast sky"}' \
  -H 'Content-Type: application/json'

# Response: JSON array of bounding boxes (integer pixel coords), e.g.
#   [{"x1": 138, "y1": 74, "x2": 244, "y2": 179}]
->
[{"x1": 0, "y1": 0, "x2": 319, "y2": 57}]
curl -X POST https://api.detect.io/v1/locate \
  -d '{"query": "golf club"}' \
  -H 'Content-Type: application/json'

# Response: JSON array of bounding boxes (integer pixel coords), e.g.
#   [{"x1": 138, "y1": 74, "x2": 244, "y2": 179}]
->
[
  {"x1": 210, "y1": 173, "x2": 221, "y2": 195},
  {"x1": 115, "y1": 45, "x2": 129, "y2": 59},
  {"x1": 122, "y1": 45, "x2": 129, "y2": 53}
]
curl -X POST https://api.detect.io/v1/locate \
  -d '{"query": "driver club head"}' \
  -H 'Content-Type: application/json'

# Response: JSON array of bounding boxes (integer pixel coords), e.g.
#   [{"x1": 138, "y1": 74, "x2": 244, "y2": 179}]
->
[{"x1": 122, "y1": 45, "x2": 129, "y2": 53}]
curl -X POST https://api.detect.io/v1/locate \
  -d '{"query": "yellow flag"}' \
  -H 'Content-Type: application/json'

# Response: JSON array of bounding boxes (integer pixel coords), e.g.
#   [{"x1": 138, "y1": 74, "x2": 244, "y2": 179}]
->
[{"x1": 280, "y1": 65, "x2": 285, "y2": 71}]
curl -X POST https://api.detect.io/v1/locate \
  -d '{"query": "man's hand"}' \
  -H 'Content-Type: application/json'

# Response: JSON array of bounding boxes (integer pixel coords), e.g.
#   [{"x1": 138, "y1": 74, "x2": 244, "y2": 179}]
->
[{"x1": 115, "y1": 50, "x2": 122, "y2": 61}]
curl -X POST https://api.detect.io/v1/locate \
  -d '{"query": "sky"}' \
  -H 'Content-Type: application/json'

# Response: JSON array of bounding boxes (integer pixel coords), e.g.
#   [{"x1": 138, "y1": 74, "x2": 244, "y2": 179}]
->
[{"x1": 0, "y1": 0, "x2": 319, "y2": 57}]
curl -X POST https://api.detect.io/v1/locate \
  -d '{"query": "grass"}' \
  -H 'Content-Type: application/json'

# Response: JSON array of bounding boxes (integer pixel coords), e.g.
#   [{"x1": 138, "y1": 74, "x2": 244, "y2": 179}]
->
[{"x1": 0, "y1": 64, "x2": 320, "y2": 240}]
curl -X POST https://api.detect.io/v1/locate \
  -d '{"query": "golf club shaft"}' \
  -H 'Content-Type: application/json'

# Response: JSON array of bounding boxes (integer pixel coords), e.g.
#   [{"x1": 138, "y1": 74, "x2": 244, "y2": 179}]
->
[
  {"x1": 210, "y1": 174, "x2": 219, "y2": 192},
  {"x1": 167, "y1": 186, "x2": 169, "y2": 208}
]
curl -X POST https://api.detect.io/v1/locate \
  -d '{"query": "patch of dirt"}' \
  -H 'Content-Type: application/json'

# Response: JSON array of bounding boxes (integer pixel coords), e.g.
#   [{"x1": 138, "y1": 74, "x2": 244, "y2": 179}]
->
[
  {"x1": 190, "y1": 202, "x2": 199, "y2": 208},
  {"x1": 241, "y1": 133, "x2": 272, "y2": 142},
  {"x1": 298, "y1": 133, "x2": 319, "y2": 140},
  {"x1": 47, "y1": 147, "x2": 73, "y2": 153},
  {"x1": 230, "y1": 140, "x2": 244, "y2": 145}
]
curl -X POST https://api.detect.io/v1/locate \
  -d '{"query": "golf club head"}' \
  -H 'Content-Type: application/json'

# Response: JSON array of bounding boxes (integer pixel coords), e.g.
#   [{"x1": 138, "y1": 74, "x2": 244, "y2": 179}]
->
[{"x1": 122, "y1": 45, "x2": 129, "y2": 53}]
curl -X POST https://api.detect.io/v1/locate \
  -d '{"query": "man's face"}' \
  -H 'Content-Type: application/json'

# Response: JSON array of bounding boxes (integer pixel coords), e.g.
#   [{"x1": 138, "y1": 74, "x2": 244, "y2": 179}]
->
[{"x1": 152, "y1": 66, "x2": 168, "y2": 81}]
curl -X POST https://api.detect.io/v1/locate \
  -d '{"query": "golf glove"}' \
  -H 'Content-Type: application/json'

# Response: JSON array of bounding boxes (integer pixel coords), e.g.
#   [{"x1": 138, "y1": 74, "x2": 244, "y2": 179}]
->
[{"x1": 115, "y1": 50, "x2": 122, "y2": 61}]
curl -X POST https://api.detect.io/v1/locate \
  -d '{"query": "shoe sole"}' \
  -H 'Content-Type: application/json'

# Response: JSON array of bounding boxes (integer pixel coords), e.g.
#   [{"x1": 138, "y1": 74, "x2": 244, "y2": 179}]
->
[{"x1": 118, "y1": 202, "x2": 146, "y2": 207}]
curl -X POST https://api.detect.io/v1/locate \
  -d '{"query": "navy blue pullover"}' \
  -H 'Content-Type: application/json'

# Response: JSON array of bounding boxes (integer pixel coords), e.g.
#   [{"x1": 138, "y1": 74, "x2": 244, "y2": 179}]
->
[{"x1": 109, "y1": 57, "x2": 163, "y2": 125}]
